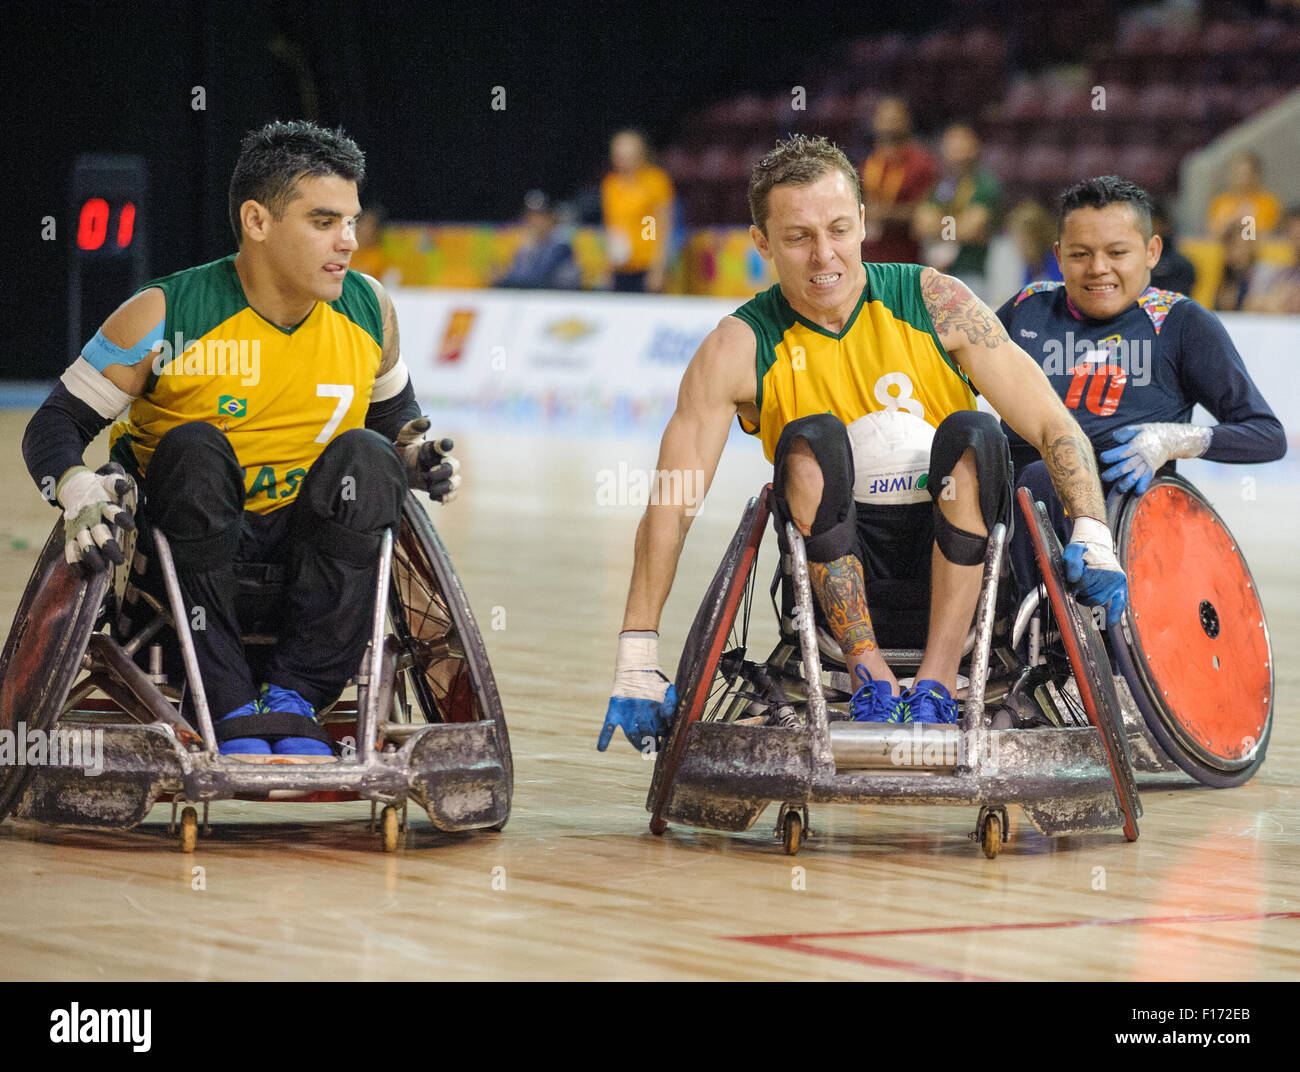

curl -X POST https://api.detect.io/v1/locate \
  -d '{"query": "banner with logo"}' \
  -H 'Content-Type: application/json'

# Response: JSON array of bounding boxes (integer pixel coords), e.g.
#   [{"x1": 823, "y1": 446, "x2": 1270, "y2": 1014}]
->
[
  {"x1": 394, "y1": 288, "x2": 736, "y2": 424},
  {"x1": 393, "y1": 288, "x2": 1298, "y2": 452}
]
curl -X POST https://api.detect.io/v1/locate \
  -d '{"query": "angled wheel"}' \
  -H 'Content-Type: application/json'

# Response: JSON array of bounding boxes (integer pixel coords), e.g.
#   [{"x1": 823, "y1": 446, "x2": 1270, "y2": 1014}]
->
[
  {"x1": 647, "y1": 487, "x2": 772, "y2": 831},
  {"x1": 1018, "y1": 488, "x2": 1140, "y2": 842},
  {"x1": 0, "y1": 521, "x2": 113, "y2": 821},
  {"x1": 981, "y1": 811, "x2": 1002, "y2": 859},
  {"x1": 1109, "y1": 476, "x2": 1271, "y2": 787},
  {"x1": 389, "y1": 493, "x2": 512, "y2": 799},
  {"x1": 782, "y1": 810, "x2": 802, "y2": 856}
]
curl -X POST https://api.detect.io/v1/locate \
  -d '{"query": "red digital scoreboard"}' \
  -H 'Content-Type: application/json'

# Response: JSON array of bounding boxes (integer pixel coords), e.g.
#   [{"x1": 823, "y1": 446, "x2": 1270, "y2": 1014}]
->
[{"x1": 68, "y1": 154, "x2": 149, "y2": 363}]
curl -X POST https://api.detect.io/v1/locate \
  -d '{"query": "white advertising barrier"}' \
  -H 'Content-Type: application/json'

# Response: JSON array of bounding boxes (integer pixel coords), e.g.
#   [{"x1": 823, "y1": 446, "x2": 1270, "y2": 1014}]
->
[
  {"x1": 394, "y1": 288, "x2": 1298, "y2": 451},
  {"x1": 392, "y1": 287, "x2": 736, "y2": 424}
]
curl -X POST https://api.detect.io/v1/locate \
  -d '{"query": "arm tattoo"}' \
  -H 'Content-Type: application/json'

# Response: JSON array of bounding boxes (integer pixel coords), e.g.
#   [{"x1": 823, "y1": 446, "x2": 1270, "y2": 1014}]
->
[
  {"x1": 920, "y1": 270, "x2": 1010, "y2": 351},
  {"x1": 1044, "y1": 432, "x2": 1107, "y2": 521},
  {"x1": 808, "y1": 555, "x2": 877, "y2": 656}
]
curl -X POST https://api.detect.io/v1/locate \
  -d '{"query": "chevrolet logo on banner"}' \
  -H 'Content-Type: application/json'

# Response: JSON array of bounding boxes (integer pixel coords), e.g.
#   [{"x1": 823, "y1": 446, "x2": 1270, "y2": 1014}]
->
[{"x1": 545, "y1": 318, "x2": 598, "y2": 343}]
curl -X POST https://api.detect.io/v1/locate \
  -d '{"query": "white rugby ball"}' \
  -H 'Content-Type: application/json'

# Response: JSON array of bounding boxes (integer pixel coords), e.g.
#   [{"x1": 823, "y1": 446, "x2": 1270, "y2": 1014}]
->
[{"x1": 847, "y1": 410, "x2": 935, "y2": 505}]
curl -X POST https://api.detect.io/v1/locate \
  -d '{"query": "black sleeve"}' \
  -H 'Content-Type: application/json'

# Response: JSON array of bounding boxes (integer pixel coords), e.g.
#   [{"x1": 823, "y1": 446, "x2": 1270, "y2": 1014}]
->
[
  {"x1": 364, "y1": 376, "x2": 423, "y2": 442},
  {"x1": 22, "y1": 381, "x2": 114, "y2": 504},
  {"x1": 1170, "y1": 301, "x2": 1286, "y2": 464}
]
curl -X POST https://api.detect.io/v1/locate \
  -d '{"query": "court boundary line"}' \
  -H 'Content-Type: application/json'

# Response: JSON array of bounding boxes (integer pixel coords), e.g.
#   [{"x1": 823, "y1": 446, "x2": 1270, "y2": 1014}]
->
[{"x1": 724, "y1": 911, "x2": 1300, "y2": 981}]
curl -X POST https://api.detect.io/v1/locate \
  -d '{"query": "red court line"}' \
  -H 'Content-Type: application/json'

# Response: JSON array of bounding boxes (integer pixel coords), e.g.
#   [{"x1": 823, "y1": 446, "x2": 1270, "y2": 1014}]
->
[
  {"x1": 728, "y1": 910, "x2": 1300, "y2": 944},
  {"x1": 737, "y1": 937, "x2": 1004, "y2": 982},
  {"x1": 726, "y1": 911, "x2": 1300, "y2": 981}
]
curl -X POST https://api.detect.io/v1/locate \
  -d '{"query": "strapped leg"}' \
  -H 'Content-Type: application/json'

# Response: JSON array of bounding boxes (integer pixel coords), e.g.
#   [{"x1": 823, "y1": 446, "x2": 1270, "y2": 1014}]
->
[{"x1": 771, "y1": 414, "x2": 892, "y2": 688}]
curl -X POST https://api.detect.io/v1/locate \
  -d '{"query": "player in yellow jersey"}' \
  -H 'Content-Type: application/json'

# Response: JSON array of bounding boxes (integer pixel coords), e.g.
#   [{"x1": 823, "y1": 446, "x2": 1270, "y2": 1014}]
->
[
  {"x1": 598, "y1": 135, "x2": 1127, "y2": 747},
  {"x1": 23, "y1": 121, "x2": 459, "y2": 758}
]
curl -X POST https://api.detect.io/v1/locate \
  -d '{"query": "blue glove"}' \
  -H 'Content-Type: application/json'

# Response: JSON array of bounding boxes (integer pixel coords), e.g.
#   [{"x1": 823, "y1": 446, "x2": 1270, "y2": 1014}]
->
[
  {"x1": 597, "y1": 631, "x2": 676, "y2": 753},
  {"x1": 1100, "y1": 423, "x2": 1212, "y2": 495},
  {"x1": 597, "y1": 685, "x2": 677, "y2": 754},
  {"x1": 1062, "y1": 517, "x2": 1127, "y2": 628}
]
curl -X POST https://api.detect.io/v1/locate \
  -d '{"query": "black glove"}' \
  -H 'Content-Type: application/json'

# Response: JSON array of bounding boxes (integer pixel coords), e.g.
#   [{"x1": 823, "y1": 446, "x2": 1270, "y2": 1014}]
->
[{"x1": 395, "y1": 418, "x2": 461, "y2": 503}]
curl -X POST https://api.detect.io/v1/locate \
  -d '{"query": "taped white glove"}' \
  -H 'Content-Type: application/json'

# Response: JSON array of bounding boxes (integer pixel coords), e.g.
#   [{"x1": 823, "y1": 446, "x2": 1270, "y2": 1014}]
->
[
  {"x1": 396, "y1": 417, "x2": 461, "y2": 503},
  {"x1": 57, "y1": 462, "x2": 136, "y2": 574},
  {"x1": 597, "y1": 631, "x2": 676, "y2": 752},
  {"x1": 1063, "y1": 516, "x2": 1127, "y2": 627},
  {"x1": 1099, "y1": 423, "x2": 1212, "y2": 494}
]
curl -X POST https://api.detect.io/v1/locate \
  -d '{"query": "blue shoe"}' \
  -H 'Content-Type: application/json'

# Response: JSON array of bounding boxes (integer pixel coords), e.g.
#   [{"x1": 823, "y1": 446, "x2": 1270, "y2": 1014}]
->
[
  {"x1": 850, "y1": 666, "x2": 906, "y2": 723},
  {"x1": 898, "y1": 679, "x2": 959, "y2": 725},
  {"x1": 217, "y1": 698, "x2": 272, "y2": 755},
  {"x1": 261, "y1": 684, "x2": 335, "y2": 757}
]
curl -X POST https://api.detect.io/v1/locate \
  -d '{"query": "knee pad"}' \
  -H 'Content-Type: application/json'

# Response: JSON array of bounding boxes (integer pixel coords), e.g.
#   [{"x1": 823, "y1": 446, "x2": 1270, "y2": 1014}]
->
[
  {"x1": 932, "y1": 507, "x2": 988, "y2": 566},
  {"x1": 928, "y1": 410, "x2": 1013, "y2": 566},
  {"x1": 772, "y1": 414, "x2": 855, "y2": 561}
]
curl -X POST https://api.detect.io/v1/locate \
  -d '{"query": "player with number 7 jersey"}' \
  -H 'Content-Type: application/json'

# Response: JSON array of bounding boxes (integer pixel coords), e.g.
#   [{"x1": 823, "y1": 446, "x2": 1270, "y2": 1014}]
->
[
  {"x1": 21, "y1": 120, "x2": 461, "y2": 759},
  {"x1": 106, "y1": 254, "x2": 379, "y2": 511}
]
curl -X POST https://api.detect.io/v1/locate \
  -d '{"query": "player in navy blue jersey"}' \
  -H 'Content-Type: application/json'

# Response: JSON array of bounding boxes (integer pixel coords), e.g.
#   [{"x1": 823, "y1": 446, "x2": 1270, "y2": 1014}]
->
[{"x1": 997, "y1": 176, "x2": 1285, "y2": 606}]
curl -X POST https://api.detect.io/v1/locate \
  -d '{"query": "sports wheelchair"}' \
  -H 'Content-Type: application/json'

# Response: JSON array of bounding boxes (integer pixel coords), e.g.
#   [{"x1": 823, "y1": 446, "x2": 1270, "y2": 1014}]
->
[
  {"x1": 647, "y1": 473, "x2": 1271, "y2": 857},
  {"x1": 0, "y1": 485, "x2": 512, "y2": 852}
]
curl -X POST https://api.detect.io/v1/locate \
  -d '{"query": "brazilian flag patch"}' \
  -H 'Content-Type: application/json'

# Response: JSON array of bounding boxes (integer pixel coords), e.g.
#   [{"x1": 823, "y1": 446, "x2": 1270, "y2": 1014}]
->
[{"x1": 218, "y1": 395, "x2": 247, "y2": 417}]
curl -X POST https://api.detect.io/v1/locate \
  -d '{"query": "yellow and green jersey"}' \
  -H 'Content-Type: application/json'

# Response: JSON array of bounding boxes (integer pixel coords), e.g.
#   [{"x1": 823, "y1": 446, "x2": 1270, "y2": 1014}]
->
[
  {"x1": 732, "y1": 262, "x2": 977, "y2": 461},
  {"x1": 109, "y1": 255, "x2": 383, "y2": 514}
]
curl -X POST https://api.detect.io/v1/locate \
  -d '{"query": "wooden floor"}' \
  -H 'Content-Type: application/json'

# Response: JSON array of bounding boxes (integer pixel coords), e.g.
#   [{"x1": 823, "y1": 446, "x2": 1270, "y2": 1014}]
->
[{"x1": 0, "y1": 410, "x2": 1296, "y2": 981}]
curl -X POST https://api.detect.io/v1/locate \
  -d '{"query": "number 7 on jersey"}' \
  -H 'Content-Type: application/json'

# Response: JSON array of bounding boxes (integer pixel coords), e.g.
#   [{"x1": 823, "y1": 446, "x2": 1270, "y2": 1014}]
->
[{"x1": 315, "y1": 383, "x2": 354, "y2": 443}]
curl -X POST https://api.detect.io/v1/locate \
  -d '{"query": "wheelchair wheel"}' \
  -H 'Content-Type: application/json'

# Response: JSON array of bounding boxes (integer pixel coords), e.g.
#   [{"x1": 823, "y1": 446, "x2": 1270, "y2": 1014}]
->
[
  {"x1": 389, "y1": 493, "x2": 512, "y2": 789},
  {"x1": 647, "y1": 486, "x2": 771, "y2": 831},
  {"x1": 0, "y1": 521, "x2": 113, "y2": 821},
  {"x1": 1109, "y1": 475, "x2": 1272, "y2": 787},
  {"x1": 1018, "y1": 488, "x2": 1140, "y2": 842}
]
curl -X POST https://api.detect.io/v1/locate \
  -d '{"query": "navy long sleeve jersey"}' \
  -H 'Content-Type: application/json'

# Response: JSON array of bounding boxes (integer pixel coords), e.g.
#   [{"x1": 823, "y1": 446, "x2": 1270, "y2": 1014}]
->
[{"x1": 995, "y1": 282, "x2": 1285, "y2": 475}]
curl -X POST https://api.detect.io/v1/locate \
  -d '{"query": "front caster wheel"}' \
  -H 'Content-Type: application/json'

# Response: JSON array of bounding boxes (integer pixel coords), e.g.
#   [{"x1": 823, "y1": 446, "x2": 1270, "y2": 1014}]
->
[
  {"x1": 179, "y1": 806, "x2": 198, "y2": 854},
  {"x1": 380, "y1": 805, "x2": 400, "y2": 852}
]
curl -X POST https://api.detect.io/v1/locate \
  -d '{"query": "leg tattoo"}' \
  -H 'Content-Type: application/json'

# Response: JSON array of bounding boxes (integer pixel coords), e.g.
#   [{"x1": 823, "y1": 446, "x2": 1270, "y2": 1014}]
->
[{"x1": 808, "y1": 555, "x2": 877, "y2": 657}]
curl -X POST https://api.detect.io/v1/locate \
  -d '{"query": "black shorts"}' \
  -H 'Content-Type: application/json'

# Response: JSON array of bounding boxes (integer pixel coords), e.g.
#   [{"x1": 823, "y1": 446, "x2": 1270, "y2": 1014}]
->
[
  {"x1": 770, "y1": 409, "x2": 1011, "y2": 577},
  {"x1": 851, "y1": 500, "x2": 934, "y2": 586}
]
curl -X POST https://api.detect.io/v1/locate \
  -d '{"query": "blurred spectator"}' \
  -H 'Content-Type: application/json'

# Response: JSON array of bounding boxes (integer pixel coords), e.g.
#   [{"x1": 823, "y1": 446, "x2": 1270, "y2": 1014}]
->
[
  {"x1": 1206, "y1": 151, "x2": 1281, "y2": 239},
  {"x1": 859, "y1": 97, "x2": 937, "y2": 264},
  {"x1": 1244, "y1": 206, "x2": 1300, "y2": 313},
  {"x1": 495, "y1": 190, "x2": 581, "y2": 290},
  {"x1": 1148, "y1": 200, "x2": 1196, "y2": 295},
  {"x1": 601, "y1": 130, "x2": 675, "y2": 292},
  {"x1": 1214, "y1": 224, "x2": 1261, "y2": 312},
  {"x1": 1006, "y1": 200, "x2": 1063, "y2": 287},
  {"x1": 914, "y1": 123, "x2": 1002, "y2": 297},
  {"x1": 350, "y1": 200, "x2": 388, "y2": 278}
]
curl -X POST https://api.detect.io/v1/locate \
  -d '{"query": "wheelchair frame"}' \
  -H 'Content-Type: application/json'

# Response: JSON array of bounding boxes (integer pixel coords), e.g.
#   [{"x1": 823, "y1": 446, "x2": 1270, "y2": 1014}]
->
[
  {"x1": 646, "y1": 484, "x2": 1148, "y2": 857},
  {"x1": 0, "y1": 489, "x2": 512, "y2": 852}
]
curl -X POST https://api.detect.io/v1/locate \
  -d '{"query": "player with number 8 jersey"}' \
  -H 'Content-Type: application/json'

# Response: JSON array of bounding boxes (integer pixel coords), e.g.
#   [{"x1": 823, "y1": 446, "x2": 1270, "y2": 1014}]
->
[{"x1": 598, "y1": 136, "x2": 1126, "y2": 747}]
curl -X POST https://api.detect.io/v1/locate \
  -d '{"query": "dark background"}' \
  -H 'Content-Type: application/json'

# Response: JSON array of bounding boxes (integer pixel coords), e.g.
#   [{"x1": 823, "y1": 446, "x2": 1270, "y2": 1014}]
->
[
  {"x1": 5, "y1": 0, "x2": 976, "y2": 377},
  {"x1": 6, "y1": 0, "x2": 1271, "y2": 377}
]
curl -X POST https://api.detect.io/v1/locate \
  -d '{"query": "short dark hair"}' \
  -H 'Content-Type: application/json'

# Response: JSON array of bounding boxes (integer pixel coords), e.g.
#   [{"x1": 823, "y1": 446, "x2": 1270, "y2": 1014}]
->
[
  {"x1": 1058, "y1": 176, "x2": 1153, "y2": 239},
  {"x1": 747, "y1": 134, "x2": 862, "y2": 234},
  {"x1": 228, "y1": 120, "x2": 366, "y2": 243}
]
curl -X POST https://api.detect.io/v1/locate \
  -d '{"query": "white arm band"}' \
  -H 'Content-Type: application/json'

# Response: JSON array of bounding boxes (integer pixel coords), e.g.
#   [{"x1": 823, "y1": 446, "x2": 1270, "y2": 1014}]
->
[
  {"x1": 60, "y1": 356, "x2": 137, "y2": 419},
  {"x1": 371, "y1": 356, "x2": 410, "y2": 403}
]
